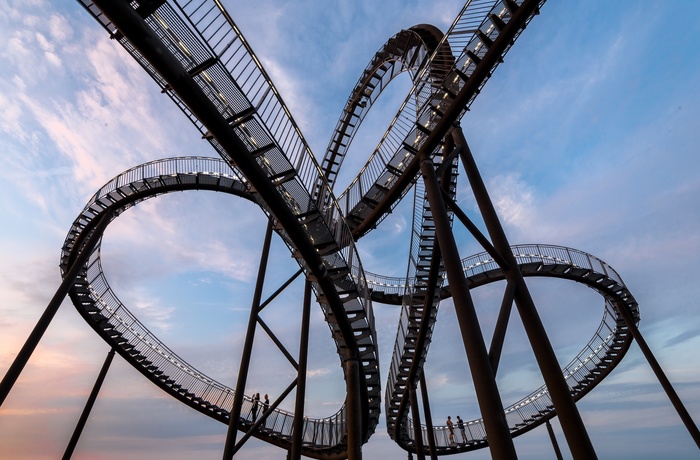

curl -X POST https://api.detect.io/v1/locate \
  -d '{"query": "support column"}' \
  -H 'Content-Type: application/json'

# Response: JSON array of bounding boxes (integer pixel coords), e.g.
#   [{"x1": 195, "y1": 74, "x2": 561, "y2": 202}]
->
[
  {"x1": 616, "y1": 302, "x2": 700, "y2": 448},
  {"x1": 419, "y1": 374, "x2": 438, "y2": 460},
  {"x1": 223, "y1": 219, "x2": 273, "y2": 460},
  {"x1": 290, "y1": 281, "x2": 312, "y2": 459},
  {"x1": 545, "y1": 420, "x2": 564, "y2": 460},
  {"x1": 63, "y1": 348, "x2": 116, "y2": 459},
  {"x1": 489, "y1": 280, "x2": 516, "y2": 375},
  {"x1": 454, "y1": 129, "x2": 596, "y2": 459},
  {"x1": 418, "y1": 152, "x2": 517, "y2": 459},
  {"x1": 0, "y1": 213, "x2": 111, "y2": 406},
  {"x1": 346, "y1": 356, "x2": 363, "y2": 460},
  {"x1": 409, "y1": 384, "x2": 425, "y2": 459}
]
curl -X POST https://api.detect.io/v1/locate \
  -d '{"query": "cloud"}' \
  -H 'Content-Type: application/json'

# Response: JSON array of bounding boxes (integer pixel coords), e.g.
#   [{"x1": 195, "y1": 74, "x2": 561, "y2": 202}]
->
[
  {"x1": 131, "y1": 295, "x2": 176, "y2": 333},
  {"x1": 486, "y1": 173, "x2": 534, "y2": 229},
  {"x1": 48, "y1": 13, "x2": 73, "y2": 42},
  {"x1": 665, "y1": 328, "x2": 700, "y2": 349},
  {"x1": 307, "y1": 368, "x2": 331, "y2": 378}
]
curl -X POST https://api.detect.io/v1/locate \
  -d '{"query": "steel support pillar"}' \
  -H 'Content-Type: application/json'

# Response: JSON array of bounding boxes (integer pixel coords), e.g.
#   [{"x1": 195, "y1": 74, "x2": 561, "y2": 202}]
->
[
  {"x1": 489, "y1": 280, "x2": 516, "y2": 375},
  {"x1": 290, "y1": 281, "x2": 312, "y2": 459},
  {"x1": 223, "y1": 219, "x2": 273, "y2": 460},
  {"x1": 409, "y1": 384, "x2": 426, "y2": 459},
  {"x1": 545, "y1": 420, "x2": 564, "y2": 460},
  {"x1": 418, "y1": 152, "x2": 517, "y2": 459},
  {"x1": 616, "y1": 302, "x2": 700, "y2": 448},
  {"x1": 62, "y1": 348, "x2": 116, "y2": 459},
  {"x1": 0, "y1": 213, "x2": 111, "y2": 406},
  {"x1": 419, "y1": 374, "x2": 438, "y2": 460},
  {"x1": 454, "y1": 128, "x2": 597, "y2": 459},
  {"x1": 346, "y1": 356, "x2": 363, "y2": 460}
]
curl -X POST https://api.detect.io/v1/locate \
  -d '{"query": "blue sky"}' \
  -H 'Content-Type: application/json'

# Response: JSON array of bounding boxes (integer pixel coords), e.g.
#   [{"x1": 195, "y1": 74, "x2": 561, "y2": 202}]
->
[{"x1": 1, "y1": 0, "x2": 699, "y2": 459}]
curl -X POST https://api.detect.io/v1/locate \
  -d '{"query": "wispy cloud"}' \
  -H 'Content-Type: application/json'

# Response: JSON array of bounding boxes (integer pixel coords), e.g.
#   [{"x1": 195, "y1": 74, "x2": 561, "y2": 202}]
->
[{"x1": 307, "y1": 368, "x2": 331, "y2": 378}]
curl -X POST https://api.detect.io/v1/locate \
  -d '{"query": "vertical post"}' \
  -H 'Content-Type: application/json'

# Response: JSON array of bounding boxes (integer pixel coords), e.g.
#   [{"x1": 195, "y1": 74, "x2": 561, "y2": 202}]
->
[
  {"x1": 489, "y1": 280, "x2": 516, "y2": 375},
  {"x1": 545, "y1": 420, "x2": 564, "y2": 460},
  {"x1": 616, "y1": 302, "x2": 700, "y2": 448},
  {"x1": 455, "y1": 129, "x2": 596, "y2": 459},
  {"x1": 346, "y1": 356, "x2": 363, "y2": 460},
  {"x1": 418, "y1": 152, "x2": 517, "y2": 459},
  {"x1": 62, "y1": 348, "x2": 116, "y2": 460},
  {"x1": 0, "y1": 213, "x2": 111, "y2": 406},
  {"x1": 419, "y1": 373, "x2": 438, "y2": 460},
  {"x1": 409, "y1": 384, "x2": 425, "y2": 459},
  {"x1": 223, "y1": 219, "x2": 273, "y2": 460},
  {"x1": 290, "y1": 281, "x2": 312, "y2": 459}
]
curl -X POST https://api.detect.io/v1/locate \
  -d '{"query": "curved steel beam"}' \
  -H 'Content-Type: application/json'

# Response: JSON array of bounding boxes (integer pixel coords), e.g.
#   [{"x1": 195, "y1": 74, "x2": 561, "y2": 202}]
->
[
  {"x1": 364, "y1": 243, "x2": 639, "y2": 454},
  {"x1": 60, "y1": 157, "x2": 362, "y2": 459},
  {"x1": 86, "y1": 0, "x2": 379, "y2": 451}
]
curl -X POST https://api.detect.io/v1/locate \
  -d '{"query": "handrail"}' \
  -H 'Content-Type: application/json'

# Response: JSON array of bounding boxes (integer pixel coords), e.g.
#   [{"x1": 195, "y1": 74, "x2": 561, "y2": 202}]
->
[
  {"x1": 60, "y1": 157, "x2": 357, "y2": 457},
  {"x1": 386, "y1": 244, "x2": 639, "y2": 452},
  {"x1": 364, "y1": 244, "x2": 630, "y2": 296},
  {"x1": 335, "y1": 0, "x2": 546, "y2": 235},
  {"x1": 76, "y1": 0, "x2": 381, "y2": 447}
]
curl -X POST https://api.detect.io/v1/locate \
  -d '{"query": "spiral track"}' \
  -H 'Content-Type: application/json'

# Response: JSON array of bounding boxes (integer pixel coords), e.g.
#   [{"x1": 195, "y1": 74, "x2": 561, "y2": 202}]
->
[{"x1": 67, "y1": 0, "x2": 640, "y2": 458}]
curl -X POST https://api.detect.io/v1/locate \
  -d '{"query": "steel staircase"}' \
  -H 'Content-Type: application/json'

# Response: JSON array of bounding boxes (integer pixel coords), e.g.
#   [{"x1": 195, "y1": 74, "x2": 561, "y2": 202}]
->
[
  {"x1": 364, "y1": 244, "x2": 638, "y2": 453},
  {"x1": 76, "y1": 0, "x2": 381, "y2": 454},
  {"x1": 61, "y1": 158, "x2": 357, "y2": 458}
]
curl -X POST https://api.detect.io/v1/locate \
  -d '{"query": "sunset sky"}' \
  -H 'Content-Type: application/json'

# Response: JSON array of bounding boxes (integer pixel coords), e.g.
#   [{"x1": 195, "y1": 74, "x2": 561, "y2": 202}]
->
[{"x1": 1, "y1": 0, "x2": 700, "y2": 459}]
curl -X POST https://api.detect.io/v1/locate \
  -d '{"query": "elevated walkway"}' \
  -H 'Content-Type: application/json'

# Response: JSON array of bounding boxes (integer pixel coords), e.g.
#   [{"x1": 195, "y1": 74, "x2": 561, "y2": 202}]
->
[
  {"x1": 366, "y1": 244, "x2": 639, "y2": 453},
  {"x1": 60, "y1": 157, "x2": 362, "y2": 459}
]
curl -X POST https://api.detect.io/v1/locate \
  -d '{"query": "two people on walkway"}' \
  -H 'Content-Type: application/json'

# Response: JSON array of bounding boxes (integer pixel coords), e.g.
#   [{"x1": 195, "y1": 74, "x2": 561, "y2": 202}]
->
[
  {"x1": 250, "y1": 392, "x2": 270, "y2": 423},
  {"x1": 447, "y1": 415, "x2": 468, "y2": 445}
]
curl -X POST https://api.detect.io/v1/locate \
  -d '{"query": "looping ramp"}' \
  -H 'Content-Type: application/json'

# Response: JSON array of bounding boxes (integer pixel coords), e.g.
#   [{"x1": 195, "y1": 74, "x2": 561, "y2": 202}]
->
[
  {"x1": 365, "y1": 244, "x2": 639, "y2": 453},
  {"x1": 60, "y1": 157, "x2": 365, "y2": 459},
  {"x1": 69, "y1": 0, "x2": 641, "y2": 457}
]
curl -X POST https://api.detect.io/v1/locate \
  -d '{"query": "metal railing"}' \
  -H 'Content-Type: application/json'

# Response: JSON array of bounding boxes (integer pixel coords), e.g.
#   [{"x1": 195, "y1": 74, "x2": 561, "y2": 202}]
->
[
  {"x1": 335, "y1": 0, "x2": 547, "y2": 231},
  {"x1": 76, "y1": 0, "x2": 381, "y2": 441},
  {"x1": 390, "y1": 244, "x2": 638, "y2": 450},
  {"x1": 60, "y1": 158, "x2": 358, "y2": 451}
]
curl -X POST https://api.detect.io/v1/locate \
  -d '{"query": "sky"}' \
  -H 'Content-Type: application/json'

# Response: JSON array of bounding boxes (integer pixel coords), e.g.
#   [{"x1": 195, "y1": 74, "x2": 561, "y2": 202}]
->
[{"x1": 0, "y1": 0, "x2": 699, "y2": 459}]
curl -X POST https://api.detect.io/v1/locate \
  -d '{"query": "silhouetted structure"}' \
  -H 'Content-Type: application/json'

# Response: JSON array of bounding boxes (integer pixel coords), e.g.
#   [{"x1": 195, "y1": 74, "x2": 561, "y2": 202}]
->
[{"x1": 1, "y1": 0, "x2": 698, "y2": 459}]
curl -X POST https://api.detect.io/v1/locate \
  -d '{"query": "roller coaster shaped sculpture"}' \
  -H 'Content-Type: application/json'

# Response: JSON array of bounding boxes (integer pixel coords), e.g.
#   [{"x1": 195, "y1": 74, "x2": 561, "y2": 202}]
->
[{"x1": 2, "y1": 0, "x2": 698, "y2": 459}]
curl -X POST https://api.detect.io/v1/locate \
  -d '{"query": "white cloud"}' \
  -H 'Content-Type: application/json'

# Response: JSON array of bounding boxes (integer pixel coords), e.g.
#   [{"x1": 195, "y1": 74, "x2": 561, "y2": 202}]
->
[
  {"x1": 48, "y1": 13, "x2": 73, "y2": 42},
  {"x1": 307, "y1": 368, "x2": 331, "y2": 378},
  {"x1": 132, "y1": 295, "x2": 176, "y2": 332},
  {"x1": 486, "y1": 173, "x2": 534, "y2": 229},
  {"x1": 0, "y1": 91, "x2": 25, "y2": 140}
]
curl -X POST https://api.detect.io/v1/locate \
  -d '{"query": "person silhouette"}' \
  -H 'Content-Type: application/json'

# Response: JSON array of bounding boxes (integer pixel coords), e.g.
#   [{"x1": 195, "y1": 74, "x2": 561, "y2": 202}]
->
[
  {"x1": 456, "y1": 415, "x2": 466, "y2": 444},
  {"x1": 446, "y1": 415, "x2": 455, "y2": 445},
  {"x1": 251, "y1": 392, "x2": 260, "y2": 422},
  {"x1": 261, "y1": 393, "x2": 269, "y2": 427}
]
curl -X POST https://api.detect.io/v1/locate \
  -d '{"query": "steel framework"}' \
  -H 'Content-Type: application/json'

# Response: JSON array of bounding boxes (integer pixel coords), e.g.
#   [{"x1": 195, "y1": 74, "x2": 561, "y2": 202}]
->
[{"x1": 1, "y1": 0, "x2": 699, "y2": 459}]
